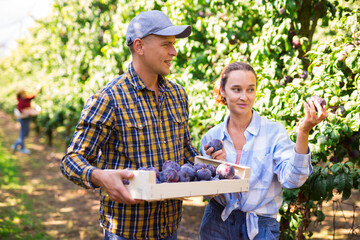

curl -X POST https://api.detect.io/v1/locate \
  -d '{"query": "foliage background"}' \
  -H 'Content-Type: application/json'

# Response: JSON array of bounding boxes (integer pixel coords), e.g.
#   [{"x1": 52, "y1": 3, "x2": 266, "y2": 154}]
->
[{"x1": 0, "y1": 0, "x2": 359, "y2": 238}]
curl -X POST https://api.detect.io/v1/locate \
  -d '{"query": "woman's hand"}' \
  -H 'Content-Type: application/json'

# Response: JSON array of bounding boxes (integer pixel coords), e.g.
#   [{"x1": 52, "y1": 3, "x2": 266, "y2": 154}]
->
[
  {"x1": 204, "y1": 141, "x2": 226, "y2": 161},
  {"x1": 295, "y1": 100, "x2": 328, "y2": 154},
  {"x1": 299, "y1": 100, "x2": 328, "y2": 134}
]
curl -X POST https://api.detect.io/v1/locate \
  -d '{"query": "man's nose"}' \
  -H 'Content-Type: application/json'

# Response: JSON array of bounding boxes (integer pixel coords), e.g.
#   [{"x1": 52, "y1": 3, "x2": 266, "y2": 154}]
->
[{"x1": 169, "y1": 45, "x2": 177, "y2": 56}]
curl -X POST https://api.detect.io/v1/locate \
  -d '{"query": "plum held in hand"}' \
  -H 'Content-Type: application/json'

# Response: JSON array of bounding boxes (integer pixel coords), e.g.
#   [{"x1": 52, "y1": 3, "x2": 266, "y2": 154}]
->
[
  {"x1": 308, "y1": 95, "x2": 326, "y2": 112},
  {"x1": 216, "y1": 163, "x2": 235, "y2": 179},
  {"x1": 207, "y1": 139, "x2": 223, "y2": 154}
]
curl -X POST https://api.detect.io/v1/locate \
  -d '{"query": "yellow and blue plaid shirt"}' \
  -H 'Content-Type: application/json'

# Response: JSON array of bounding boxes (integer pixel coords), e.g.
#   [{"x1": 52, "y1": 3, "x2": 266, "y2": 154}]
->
[{"x1": 61, "y1": 63, "x2": 199, "y2": 239}]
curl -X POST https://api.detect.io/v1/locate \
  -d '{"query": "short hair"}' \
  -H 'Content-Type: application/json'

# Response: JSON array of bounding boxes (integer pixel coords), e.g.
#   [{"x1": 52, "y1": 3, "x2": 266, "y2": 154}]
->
[
  {"x1": 214, "y1": 62, "x2": 257, "y2": 105},
  {"x1": 128, "y1": 44, "x2": 135, "y2": 54}
]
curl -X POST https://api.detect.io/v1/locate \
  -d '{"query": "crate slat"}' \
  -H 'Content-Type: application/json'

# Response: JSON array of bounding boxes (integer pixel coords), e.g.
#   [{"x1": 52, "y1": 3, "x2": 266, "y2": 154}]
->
[{"x1": 102, "y1": 156, "x2": 251, "y2": 201}]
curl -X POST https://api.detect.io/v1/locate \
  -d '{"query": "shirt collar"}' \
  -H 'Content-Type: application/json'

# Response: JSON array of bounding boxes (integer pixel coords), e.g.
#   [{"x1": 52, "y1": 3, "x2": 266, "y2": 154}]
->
[
  {"x1": 220, "y1": 110, "x2": 261, "y2": 140},
  {"x1": 128, "y1": 62, "x2": 170, "y2": 93}
]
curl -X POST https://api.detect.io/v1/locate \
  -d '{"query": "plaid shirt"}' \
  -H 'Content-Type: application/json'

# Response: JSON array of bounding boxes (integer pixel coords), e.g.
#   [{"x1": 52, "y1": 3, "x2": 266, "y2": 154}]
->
[
  {"x1": 200, "y1": 111, "x2": 312, "y2": 239},
  {"x1": 61, "y1": 63, "x2": 199, "y2": 239}
]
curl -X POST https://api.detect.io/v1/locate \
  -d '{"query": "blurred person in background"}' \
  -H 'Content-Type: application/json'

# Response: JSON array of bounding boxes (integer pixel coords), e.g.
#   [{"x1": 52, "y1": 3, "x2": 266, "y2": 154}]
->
[{"x1": 12, "y1": 87, "x2": 41, "y2": 154}]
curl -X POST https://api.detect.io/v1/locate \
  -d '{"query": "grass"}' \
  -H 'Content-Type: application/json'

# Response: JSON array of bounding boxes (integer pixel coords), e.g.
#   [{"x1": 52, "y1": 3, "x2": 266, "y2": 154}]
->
[{"x1": 0, "y1": 140, "x2": 51, "y2": 240}]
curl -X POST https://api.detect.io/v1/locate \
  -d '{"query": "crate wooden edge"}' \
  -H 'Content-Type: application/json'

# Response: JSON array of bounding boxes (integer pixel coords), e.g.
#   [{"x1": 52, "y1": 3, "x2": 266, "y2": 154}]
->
[{"x1": 101, "y1": 157, "x2": 251, "y2": 201}]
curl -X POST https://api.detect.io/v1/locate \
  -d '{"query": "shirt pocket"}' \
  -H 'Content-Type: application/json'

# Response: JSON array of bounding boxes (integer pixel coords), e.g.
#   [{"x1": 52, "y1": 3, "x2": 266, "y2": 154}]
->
[
  {"x1": 168, "y1": 99, "x2": 188, "y2": 137},
  {"x1": 123, "y1": 105, "x2": 153, "y2": 153},
  {"x1": 163, "y1": 98, "x2": 188, "y2": 163}
]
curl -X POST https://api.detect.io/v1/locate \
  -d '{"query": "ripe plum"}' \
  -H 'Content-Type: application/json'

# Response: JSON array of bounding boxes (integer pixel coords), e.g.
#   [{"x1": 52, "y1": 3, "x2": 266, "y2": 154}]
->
[
  {"x1": 216, "y1": 163, "x2": 235, "y2": 179},
  {"x1": 207, "y1": 139, "x2": 223, "y2": 154},
  {"x1": 178, "y1": 171, "x2": 191, "y2": 182},
  {"x1": 159, "y1": 169, "x2": 179, "y2": 183},
  {"x1": 196, "y1": 168, "x2": 212, "y2": 181},
  {"x1": 206, "y1": 164, "x2": 216, "y2": 177},
  {"x1": 308, "y1": 95, "x2": 326, "y2": 112},
  {"x1": 193, "y1": 163, "x2": 206, "y2": 172},
  {"x1": 180, "y1": 165, "x2": 196, "y2": 181},
  {"x1": 162, "y1": 160, "x2": 181, "y2": 172}
]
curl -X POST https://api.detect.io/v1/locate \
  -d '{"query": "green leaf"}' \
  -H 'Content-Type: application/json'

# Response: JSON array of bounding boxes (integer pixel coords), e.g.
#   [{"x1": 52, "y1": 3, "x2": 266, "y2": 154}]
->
[
  {"x1": 330, "y1": 163, "x2": 342, "y2": 174},
  {"x1": 314, "y1": 175, "x2": 327, "y2": 199},
  {"x1": 334, "y1": 173, "x2": 346, "y2": 192}
]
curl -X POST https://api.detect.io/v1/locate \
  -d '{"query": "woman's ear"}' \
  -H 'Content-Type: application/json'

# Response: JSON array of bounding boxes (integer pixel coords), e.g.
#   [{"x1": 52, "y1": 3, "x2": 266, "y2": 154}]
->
[{"x1": 220, "y1": 88, "x2": 225, "y2": 97}]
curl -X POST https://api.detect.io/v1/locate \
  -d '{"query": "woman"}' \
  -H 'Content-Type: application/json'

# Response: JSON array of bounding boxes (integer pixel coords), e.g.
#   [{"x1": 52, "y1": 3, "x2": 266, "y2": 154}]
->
[
  {"x1": 199, "y1": 62, "x2": 328, "y2": 240},
  {"x1": 11, "y1": 88, "x2": 41, "y2": 154}
]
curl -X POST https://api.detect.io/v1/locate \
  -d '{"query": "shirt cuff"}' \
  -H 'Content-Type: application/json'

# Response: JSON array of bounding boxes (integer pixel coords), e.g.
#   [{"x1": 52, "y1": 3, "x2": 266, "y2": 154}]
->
[
  {"x1": 292, "y1": 147, "x2": 311, "y2": 168},
  {"x1": 83, "y1": 165, "x2": 97, "y2": 189}
]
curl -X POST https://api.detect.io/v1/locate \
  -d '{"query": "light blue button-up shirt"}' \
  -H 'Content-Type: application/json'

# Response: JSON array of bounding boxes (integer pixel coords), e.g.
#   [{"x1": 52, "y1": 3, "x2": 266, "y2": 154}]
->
[{"x1": 200, "y1": 110, "x2": 312, "y2": 239}]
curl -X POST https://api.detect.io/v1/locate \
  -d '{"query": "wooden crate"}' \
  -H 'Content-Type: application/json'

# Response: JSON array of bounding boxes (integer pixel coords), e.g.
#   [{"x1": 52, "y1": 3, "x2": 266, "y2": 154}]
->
[{"x1": 104, "y1": 156, "x2": 250, "y2": 201}]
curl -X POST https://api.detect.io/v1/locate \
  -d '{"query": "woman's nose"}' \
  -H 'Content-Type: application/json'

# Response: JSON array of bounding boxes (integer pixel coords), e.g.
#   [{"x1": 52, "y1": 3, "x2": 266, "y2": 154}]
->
[{"x1": 239, "y1": 91, "x2": 246, "y2": 100}]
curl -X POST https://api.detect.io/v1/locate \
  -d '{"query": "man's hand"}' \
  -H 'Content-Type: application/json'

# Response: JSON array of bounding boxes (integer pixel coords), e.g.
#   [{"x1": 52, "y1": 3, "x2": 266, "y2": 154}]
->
[
  {"x1": 204, "y1": 141, "x2": 226, "y2": 161},
  {"x1": 91, "y1": 169, "x2": 143, "y2": 205}
]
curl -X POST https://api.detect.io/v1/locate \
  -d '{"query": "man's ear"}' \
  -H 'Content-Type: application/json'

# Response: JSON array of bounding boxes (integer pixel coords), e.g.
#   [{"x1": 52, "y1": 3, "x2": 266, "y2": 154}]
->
[{"x1": 133, "y1": 39, "x2": 144, "y2": 55}]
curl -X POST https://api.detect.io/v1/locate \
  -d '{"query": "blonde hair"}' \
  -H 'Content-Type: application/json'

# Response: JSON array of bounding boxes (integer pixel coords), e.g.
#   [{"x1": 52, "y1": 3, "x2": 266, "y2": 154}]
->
[
  {"x1": 214, "y1": 62, "x2": 257, "y2": 105},
  {"x1": 17, "y1": 89, "x2": 26, "y2": 99}
]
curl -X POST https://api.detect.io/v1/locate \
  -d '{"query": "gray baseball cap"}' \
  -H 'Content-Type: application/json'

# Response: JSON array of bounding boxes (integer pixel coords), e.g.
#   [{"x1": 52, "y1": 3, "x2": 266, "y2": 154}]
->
[{"x1": 126, "y1": 10, "x2": 192, "y2": 46}]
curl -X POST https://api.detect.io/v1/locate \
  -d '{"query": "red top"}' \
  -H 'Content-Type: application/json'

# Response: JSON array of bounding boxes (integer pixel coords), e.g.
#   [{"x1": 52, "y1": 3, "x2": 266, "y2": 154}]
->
[{"x1": 17, "y1": 95, "x2": 35, "y2": 112}]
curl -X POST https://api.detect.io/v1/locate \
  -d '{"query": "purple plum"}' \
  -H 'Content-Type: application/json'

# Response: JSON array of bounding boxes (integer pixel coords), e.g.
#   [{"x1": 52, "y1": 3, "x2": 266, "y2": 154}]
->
[
  {"x1": 207, "y1": 139, "x2": 223, "y2": 154},
  {"x1": 162, "y1": 160, "x2": 181, "y2": 172},
  {"x1": 216, "y1": 163, "x2": 235, "y2": 179},
  {"x1": 193, "y1": 163, "x2": 206, "y2": 172},
  {"x1": 308, "y1": 95, "x2": 326, "y2": 112},
  {"x1": 196, "y1": 168, "x2": 212, "y2": 181},
  {"x1": 180, "y1": 165, "x2": 196, "y2": 181},
  {"x1": 159, "y1": 169, "x2": 179, "y2": 183},
  {"x1": 182, "y1": 162, "x2": 194, "y2": 168},
  {"x1": 178, "y1": 171, "x2": 191, "y2": 182},
  {"x1": 206, "y1": 164, "x2": 217, "y2": 177},
  {"x1": 122, "y1": 179, "x2": 130, "y2": 185},
  {"x1": 211, "y1": 175, "x2": 220, "y2": 181}
]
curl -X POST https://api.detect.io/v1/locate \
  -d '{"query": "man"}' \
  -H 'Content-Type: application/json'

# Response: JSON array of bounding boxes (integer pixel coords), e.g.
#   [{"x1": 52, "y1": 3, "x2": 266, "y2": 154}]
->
[{"x1": 61, "y1": 10, "x2": 209, "y2": 240}]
